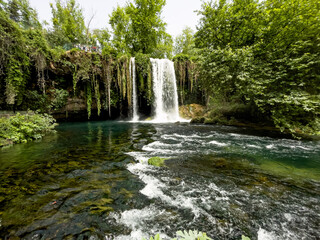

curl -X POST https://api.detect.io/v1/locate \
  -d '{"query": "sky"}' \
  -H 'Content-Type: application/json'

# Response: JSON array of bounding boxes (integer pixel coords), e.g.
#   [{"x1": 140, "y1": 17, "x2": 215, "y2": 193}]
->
[{"x1": 28, "y1": 0, "x2": 203, "y2": 38}]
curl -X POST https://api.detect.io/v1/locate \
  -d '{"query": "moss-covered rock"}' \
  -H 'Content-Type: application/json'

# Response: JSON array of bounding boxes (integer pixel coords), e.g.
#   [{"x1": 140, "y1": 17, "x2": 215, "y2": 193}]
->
[
  {"x1": 148, "y1": 157, "x2": 167, "y2": 167},
  {"x1": 190, "y1": 117, "x2": 205, "y2": 124},
  {"x1": 179, "y1": 104, "x2": 205, "y2": 119}
]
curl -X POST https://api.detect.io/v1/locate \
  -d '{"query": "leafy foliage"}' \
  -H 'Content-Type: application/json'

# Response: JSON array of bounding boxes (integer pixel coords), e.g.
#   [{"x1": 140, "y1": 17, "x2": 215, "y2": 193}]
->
[
  {"x1": 142, "y1": 230, "x2": 212, "y2": 240},
  {"x1": 135, "y1": 53, "x2": 152, "y2": 106},
  {"x1": 147, "y1": 157, "x2": 167, "y2": 167},
  {"x1": 5, "y1": 0, "x2": 41, "y2": 29},
  {"x1": 109, "y1": 0, "x2": 173, "y2": 58},
  {"x1": 109, "y1": 6, "x2": 130, "y2": 55},
  {"x1": 174, "y1": 27, "x2": 196, "y2": 56},
  {"x1": 0, "y1": 111, "x2": 57, "y2": 146},
  {"x1": 176, "y1": 230, "x2": 212, "y2": 240},
  {"x1": 242, "y1": 235, "x2": 250, "y2": 240},
  {"x1": 173, "y1": 54, "x2": 202, "y2": 105},
  {"x1": 1, "y1": 0, "x2": 319, "y2": 138},
  {"x1": 49, "y1": 0, "x2": 86, "y2": 47},
  {"x1": 22, "y1": 90, "x2": 51, "y2": 112},
  {"x1": 0, "y1": 8, "x2": 29, "y2": 105},
  {"x1": 91, "y1": 28, "x2": 111, "y2": 49},
  {"x1": 50, "y1": 88, "x2": 69, "y2": 110},
  {"x1": 143, "y1": 230, "x2": 250, "y2": 240},
  {"x1": 195, "y1": 0, "x2": 320, "y2": 136}
]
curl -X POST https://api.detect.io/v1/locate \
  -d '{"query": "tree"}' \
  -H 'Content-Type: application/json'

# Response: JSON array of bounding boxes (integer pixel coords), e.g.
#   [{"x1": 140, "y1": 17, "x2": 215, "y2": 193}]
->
[
  {"x1": 5, "y1": 0, "x2": 40, "y2": 29},
  {"x1": 91, "y1": 28, "x2": 111, "y2": 48},
  {"x1": 49, "y1": 0, "x2": 86, "y2": 47},
  {"x1": 109, "y1": 0, "x2": 172, "y2": 57},
  {"x1": 109, "y1": 5, "x2": 130, "y2": 54},
  {"x1": 7, "y1": 0, "x2": 20, "y2": 22},
  {"x1": 153, "y1": 32, "x2": 173, "y2": 59},
  {"x1": 0, "y1": 1, "x2": 51, "y2": 108},
  {"x1": 195, "y1": 0, "x2": 262, "y2": 49},
  {"x1": 174, "y1": 27, "x2": 195, "y2": 56},
  {"x1": 126, "y1": 0, "x2": 169, "y2": 55},
  {"x1": 0, "y1": 9, "x2": 29, "y2": 106},
  {"x1": 195, "y1": 0, "x2": 320, "y2": 136}
]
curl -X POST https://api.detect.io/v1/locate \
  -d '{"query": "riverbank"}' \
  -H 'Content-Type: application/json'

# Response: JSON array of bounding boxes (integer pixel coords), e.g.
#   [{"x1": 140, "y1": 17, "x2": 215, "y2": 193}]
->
[{"x1": 179, "y1": 104, "x2": 320, "y2": 140}]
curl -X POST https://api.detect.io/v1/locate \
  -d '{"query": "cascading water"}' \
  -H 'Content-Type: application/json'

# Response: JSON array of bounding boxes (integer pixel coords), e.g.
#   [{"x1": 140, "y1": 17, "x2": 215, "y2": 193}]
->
[
  {"x1": 150, "y1": 58, "x2": 180, "y2": 122},
  {"x1": 130, "y1": 57, "x2": 139, "y2": 121}
]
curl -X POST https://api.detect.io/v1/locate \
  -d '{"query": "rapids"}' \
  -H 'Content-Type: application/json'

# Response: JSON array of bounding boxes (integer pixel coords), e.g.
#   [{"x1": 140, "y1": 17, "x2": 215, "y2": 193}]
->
[{"x1": 0, "y1": 122, "x2": 319, "y2": 239}]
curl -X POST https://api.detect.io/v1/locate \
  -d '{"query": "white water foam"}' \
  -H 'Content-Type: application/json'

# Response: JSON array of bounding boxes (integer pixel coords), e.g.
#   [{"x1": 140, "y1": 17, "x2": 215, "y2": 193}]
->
[
  {"x1": 209, "y1": 140, "x2": 229, "y2": 147},
  {"x1": 257, "y1": 228, "x2": 279, "y2": 240},
  {"x1": 118, "y1": 129, "x2": 320, "y2": 240},
  {"x1": 266, "y1": 144, "x2": 275, "y2": 149},
  {"x1": 127, "y1": 162, "x2": 217, "y2": 223},
  {"x1": 111, "y1": 205, "x2": 170, "y2": 240},
  {"x1": 246, "y1": 144, "x2": 262, "y2": 149}
]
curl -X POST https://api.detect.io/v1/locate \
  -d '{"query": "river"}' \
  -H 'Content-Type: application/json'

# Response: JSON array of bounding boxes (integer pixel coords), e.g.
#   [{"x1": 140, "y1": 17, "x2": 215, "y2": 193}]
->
[{"x1": 0, "y1": 121, "x2": 319, "y2": 239}]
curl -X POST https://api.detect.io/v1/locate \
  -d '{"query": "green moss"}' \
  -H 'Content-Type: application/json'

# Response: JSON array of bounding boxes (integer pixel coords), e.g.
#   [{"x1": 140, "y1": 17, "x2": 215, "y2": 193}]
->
[
  {"x1": 119, "y1": 188, "x2": 133, "y2": 199},
  {"x1": 72, "y1": 198, "x2": 114, "y2": 215},
  {"x1": 90, "y1": 206, "x2": 113, "y2": 214},
  {"x1": 148, "y1": 157, "x2": 167, "y2": 167}
]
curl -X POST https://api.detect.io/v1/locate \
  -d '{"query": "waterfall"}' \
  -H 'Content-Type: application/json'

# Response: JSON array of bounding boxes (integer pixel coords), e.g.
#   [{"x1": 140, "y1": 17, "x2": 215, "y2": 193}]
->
[
  {"x1": 130, "y1": 57, "x2": 139, "y2": 121},
  {"x1": 150, "y1": 58, "x2": 180, "y2": 122}
]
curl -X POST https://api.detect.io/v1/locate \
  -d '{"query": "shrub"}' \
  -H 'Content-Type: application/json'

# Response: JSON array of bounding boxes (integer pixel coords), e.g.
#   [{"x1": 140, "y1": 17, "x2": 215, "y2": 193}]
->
[
  {"x1": 51, "y1": 88, "x2": 69, "y2": 110},
  {"x1": 0, "y1": 111, "x2": 57, "y2": 146}
]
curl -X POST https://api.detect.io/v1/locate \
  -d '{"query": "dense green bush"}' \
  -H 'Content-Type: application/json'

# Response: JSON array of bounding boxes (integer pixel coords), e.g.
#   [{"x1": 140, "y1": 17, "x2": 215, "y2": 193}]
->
[
  {"x1": 0, "y1": 112, "x2": 57, "y2": 146},
  {"x1": 51, "y1": 88, "x2": 69, "y2": 110},
  {"x1": 23, "y1": 90, "x2": 51, "y2": 113},
  {"x1": 195, "y1": 0, "x2": 320, "y2": 137}
]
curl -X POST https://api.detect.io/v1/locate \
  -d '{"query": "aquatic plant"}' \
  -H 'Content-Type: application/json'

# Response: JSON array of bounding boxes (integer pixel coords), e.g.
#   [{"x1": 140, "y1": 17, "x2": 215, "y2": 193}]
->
[
  {"x1": 241, "y1": 236, "x2": 250, "y2": 240},
  {"x1": 175, "y1": 230, "x2": 212, "y2": 240},
  {"x1": 148, "y1": 157, "x2": 167, "y2": 167},
  {"x1": 143, "y1": 230, "x2": 250, "y2": 240}
]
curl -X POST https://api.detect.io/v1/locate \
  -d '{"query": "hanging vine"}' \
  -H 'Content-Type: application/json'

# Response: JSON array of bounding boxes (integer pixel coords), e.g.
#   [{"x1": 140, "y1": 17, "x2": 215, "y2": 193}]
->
[
  {"x1": 69, "y1": 50, "x2": 91, "y2": 94},
  {"x1": 73, "y1": 64, "x2": 78, "y2": 93},
  {"x1": 102, "y1": 58, "x2": 113, "y2": 117},
  {"x1": 29, "y1": 51, "x2": 48, "y2": 95},
  {"x1": 0, "y1": 11, "x2": 29, "y2": 106},
  {"x1": 86, "y1": 81, "x2": 92, "y2": 119},
  {"x1": 91, "y1": 53, "x2": 102, "y2": 116},
  {"x1": 92, "y1": 73, "x2": 101, "y2": 116},
  {"x1": 126, "y1": 58, "x2": 132, "y2": 108},
  {"x1": 117, "y1": 62, "x2": 122, "y2": 97},
  {"x1": 135, "y1": 53, "x2": 152, "y2": 105},
  {"x1": 147, "y1": 64, "x2": 152, "y2": 104},
  {"x1": 122, "y1": 60, "x2": 127, "y2": 100},
  {"x1": 173, "y1": 54, "x2": 201, "y2": 105}
]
